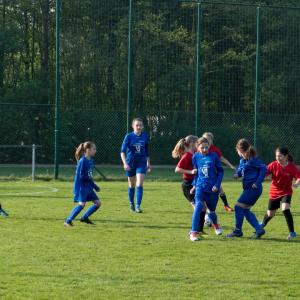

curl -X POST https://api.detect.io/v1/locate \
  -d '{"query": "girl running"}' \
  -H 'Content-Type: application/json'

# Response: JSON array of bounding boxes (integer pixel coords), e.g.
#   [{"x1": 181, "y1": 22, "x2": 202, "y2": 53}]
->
[
  {"x1": 189, "y1": 137, "x2": 224, "y2": 241},
  {"x1": 261, "y1": 147, "x2": 300, "y2": 240},
  {"x1": 227, "y1": 139, "x2": 266, "y2": 239},
  {"x1": 202, "y1": 132, "x2": 235, "y2": 212},
  {"x1": 121, "y1": 118, "x2": 151, "y2": 213},
  {"x1": 64, "y1": 141, "x2": 101, "y2": 227}
]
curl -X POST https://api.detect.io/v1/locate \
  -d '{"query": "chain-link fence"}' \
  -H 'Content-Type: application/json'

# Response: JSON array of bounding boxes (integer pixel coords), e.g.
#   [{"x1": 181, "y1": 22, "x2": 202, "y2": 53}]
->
[{"x1": 1, "y1": 1, "x2": 300, "y2": 177}]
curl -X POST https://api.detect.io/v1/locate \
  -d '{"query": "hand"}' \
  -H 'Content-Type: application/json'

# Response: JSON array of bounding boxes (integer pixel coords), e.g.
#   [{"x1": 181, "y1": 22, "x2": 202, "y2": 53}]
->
[
  {"x1": 234, "y1": 173, "x2": 239, "y2": 179},
  {"x1": 124, "y1": 163, "x2": 131, "y2": 171},
  {"x1": 293, "y1": 183, "x2": 299, "y2": 188},
  {"x1": 252, "y1": 183, "x2": 257, "y2": 189},
  {"x1": 212, "y1": 186, "x2": 218, "y2": 193},
  {"x1": 147, "y1": 165, "x2": 152, "y2": 173},
  {"x1": 191, "y1": 169, "x2": 197, "y2": 175},
  {"x1": 95, "y1": 185, "x2": 100, "y2": 192},
  {"x1": 190, "y1": 186, "x2": 195, "y2": 194}
]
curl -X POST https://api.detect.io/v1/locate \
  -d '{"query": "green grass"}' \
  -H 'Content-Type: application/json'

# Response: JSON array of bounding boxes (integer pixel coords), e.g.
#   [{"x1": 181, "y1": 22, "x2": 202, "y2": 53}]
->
[{"x1": 0, "y1": 180, "x2": 300, "y2": 299}]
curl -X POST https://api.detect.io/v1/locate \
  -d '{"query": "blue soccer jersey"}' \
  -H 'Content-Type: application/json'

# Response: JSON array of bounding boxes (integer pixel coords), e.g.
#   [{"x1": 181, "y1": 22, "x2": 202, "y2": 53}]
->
[
  {"x1": 73, "y1": 156, "x2": 99, "y2": 202},
  {"x1": 121, "y1": 132, "x2": 149, "y2": 165},
  {"x1": 192, "y1": 152, "x2": 224, "y2": 193},
  {"x1": 236, "y1": 157, "x2": 267, "y2": 189}
]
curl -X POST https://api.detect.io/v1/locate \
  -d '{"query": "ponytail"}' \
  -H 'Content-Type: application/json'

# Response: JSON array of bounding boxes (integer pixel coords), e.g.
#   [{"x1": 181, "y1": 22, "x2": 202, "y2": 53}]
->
[
  {"x1": 75, "y1": 141, "x2": 95, "y2": 161},
  {"x1": 172, "y1": 138, "x2": 186, "y2": 158},
  {"x1": 276, "y1": 147, "x2": 293, "y2": 162}
]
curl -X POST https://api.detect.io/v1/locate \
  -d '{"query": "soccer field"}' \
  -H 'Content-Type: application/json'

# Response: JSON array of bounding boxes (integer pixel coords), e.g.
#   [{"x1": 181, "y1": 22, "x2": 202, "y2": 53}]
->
[{"x1": 0, "y1": 180, "x2": 299, "y2": 299}]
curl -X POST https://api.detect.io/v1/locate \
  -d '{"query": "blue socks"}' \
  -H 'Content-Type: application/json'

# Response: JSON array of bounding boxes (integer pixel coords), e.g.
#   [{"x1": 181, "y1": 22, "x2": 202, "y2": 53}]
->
[
  {"x1": 67, "y1": 205, "x2": 84, "y2": 223},
  {"x1": 244, "y1": 209, "x2": 261, "y2": 231},
  {"x1": 128, "y1": 187, "x2": 135, "y2": 205},
  {"x1": 82, "y1": 204, "x2": 99, "y2": 220},
  {"x1": 191, "y1": 200, "x2": 203, "y2": 232},
  {"x1": 136, "y1": 186, "x2": 143, "y2": 208},
  {"x1": 208, "y1": 211, "x2": 218, "y2": 225},
  {"x1": 234, "y1": 205, "x2": 245, "y2": 232}
]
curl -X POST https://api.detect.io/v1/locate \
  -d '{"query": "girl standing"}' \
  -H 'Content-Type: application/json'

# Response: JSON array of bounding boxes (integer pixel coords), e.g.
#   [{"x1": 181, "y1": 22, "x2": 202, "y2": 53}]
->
[
  {"x1": 202, "y1": 132, "x2": 235, "y2": 212},
  {"x1": 261, "y1": 147, "x2": 300, "y2": 240},
  {"x1": 227, "y1": 139, "x2": 266, "y2": 239},
  {"x1": 190, "y1": 137, "x2": 224, "y2": 241},
  {"x1": 64, "y1": 141, "x2": 101, "y2": 227},
  {"x1": 121, "y1": 118, "x2": 151, "y2": 213}
]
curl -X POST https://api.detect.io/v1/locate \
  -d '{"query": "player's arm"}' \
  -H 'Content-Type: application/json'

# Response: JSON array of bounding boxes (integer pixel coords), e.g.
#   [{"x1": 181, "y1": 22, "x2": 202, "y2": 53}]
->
[
  {"x1": 234, "y1": 159, "x2": 244, "y2": 179},
  {"x1": 145, "y1": 136, "x2": 152, "y2": 172},
  {"x1": 292, "y1": 165, "x2": 300, "y2": 188},
  {"x1": 213, "y1": 155, "x2": 224, "y2": 192},
  {"x1": 253, "y1": 161, "x2": 267, "y2": 188},
  {"x1": 175, "y1": 167, "x2": 196, "y2": 175},
  {"x1": 220, "y1": 156, "x2": 235, "y2": 170},
  {"x1": 120, "y1": 135, "x2": 131, "y2": 171}
]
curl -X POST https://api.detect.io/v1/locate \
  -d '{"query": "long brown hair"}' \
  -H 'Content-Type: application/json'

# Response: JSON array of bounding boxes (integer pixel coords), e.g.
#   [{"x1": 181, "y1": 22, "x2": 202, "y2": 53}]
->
[
  {"x1": 236, "y1": 138, "x2": 256, "y2": 158},
  {"x1": 172, "y1": 135, "x2": 198, "y2": 158},
  {"x1": 75, "y1": 141, "x2": 95, "y2": 161}
]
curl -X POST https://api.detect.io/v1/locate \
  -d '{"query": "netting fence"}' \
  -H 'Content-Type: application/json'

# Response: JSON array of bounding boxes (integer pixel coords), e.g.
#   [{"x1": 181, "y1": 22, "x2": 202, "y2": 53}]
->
[{"x1": 1, "y1": 0, "x2": 300, "y2": 178}]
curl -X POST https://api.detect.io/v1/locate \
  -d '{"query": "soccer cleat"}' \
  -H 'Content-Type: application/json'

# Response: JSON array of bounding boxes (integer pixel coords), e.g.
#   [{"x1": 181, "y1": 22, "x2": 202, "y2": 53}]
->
[
  {"x1": 253, "y1": 228, "x2": 265, "y2": 239},
  {"x1": 189, "y1": 232, "x2": 200, "y2": 242},
  {"x1": 80, "y1": 217, "x2": 95, "y2": 225},
  {"x1": 0, "y1": 208, "x2": 9, "y2": 217},
  {"x1": 213, "y1": 224, "x2": 223, "y2": 235},
  {"x1": 135, "y1": 207, "x2": 142, "y2": 213},
  {"x1": 130, "y1": 204, "x2": 135, "y2": 213},
  {"x1": 227, "y1": 230, "x2": 243, "y2": 238},
  {"x1": 224, "y1": 205, "x2": 234, "y2": 212},
  {"x1": 64, "y1": 221, "x2": 74, "y2": 227},
  {"x1": 287, "y1": 232, "x2": 296, "y2": 240}
]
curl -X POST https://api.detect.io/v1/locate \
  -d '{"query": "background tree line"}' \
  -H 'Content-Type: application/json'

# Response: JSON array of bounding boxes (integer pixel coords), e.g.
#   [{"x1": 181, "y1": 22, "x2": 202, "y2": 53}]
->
[{"x1": 0, "y1": 0, "x2": 299, "y2": 165}]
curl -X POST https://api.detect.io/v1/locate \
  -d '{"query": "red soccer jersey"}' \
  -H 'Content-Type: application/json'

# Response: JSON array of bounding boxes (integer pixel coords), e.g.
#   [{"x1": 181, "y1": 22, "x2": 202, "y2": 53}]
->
[
  {"x1": 267, "y1": 161, "x2": 300, "y2": 199},
  {"x1": 177, "y1": 152, "x2": 194, "y2": 181},
  {"x1": 209, "y1": 144, "x2": 222, "y2": 158}
]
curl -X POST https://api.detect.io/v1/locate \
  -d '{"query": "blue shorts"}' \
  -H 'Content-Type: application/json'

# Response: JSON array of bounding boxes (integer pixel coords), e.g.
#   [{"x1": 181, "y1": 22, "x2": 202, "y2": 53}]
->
[
  {"x1": 126, "y1": 161, "x2": 147, "y2": 177},
  {"x1": 195, "y1": 190, "x2": 219, "y2": 212},
  {"x1": 237, "y1": 186, "x2": 262, "y2": 206},
  {"x1": 74, "y1": 190, "x2": 99, "y2": 203}
]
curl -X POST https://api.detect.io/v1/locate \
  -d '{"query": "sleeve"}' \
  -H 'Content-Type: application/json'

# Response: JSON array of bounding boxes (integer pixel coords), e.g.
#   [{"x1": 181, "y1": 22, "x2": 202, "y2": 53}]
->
[
  {"x1": 265, "y1": 162, "x2": 273, "y2": 177},
  {"x1": 78, "y1": 159, "x2": 90, "y2": 183},
  {"x1": 236, "y1": 159, "x2": 244, "y2": 177},
  {"x1": 177, "y1": 155, "x2": 186, "y2": 169},
  {"x1": 145, "y1": 134, "x2": 149, "y2": 157},
  {"x1": 215, "y1": 146, "x2": 222, "y2": 158},
  {"x1": 214, "y1": 154, "x2": 224, "y2": 189},
  {"x1": 292, "y1": 164, "x2": 300, "y2": 180},
  {"x1": 255, "y1": 160, "x2": 267, "y2": 186},
  {"x1": 192, "y1": 154, "x2": 198, "y2": 186},
  {"x1": 121, "y1": 134, "x2": 129, "y2": 153}
]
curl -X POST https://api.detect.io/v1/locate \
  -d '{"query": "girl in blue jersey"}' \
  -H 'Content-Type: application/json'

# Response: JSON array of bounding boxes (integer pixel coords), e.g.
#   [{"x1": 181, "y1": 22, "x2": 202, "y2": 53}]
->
[
  {"x1": 64, "y1": 141, "x2": 101, "y2": 227},
  {"x1": 227, "y1": 139, "x2": 266, "y2": 239},
  {"x1": 189, "y1": 137, "x2": 224, "y2": 241},
  {"x1": 121, "y1": 118, "x2": 151, "y2": 213}
]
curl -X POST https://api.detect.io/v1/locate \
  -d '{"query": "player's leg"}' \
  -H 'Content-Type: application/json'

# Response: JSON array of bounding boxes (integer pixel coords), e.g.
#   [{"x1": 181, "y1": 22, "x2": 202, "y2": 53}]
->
[
  {"x1": 0, "y1": 203, "x2": 9, "y2": 217},
  {"x1": 261, "y1": 198, "x2": 280, "y2": 228},
  {"x1": 64, "y1": 201, "x2": 86, "y2": 227},
  {"x1": 281, "y1": 196, "x2": 295, "y2": 240},
  {"x1": 135, "y1": 168, "x2": 146, "y2": 213},
  {"x1": 181, "y1": 180, "x2": 195, "y2": 208},
  {"x1": 219, "y1": 186, "x2": 234, "y2": 212},
  {"x1": 206, "y1": 193, "x2": 222, "y2": 235},
  {"x1": 127, "y1": 173, "x2": 136, "y2": 212},
  {"x1": 80, "y1": 194, "x2": 101, "y2": 224},
  {"x1": 190, "y1": 191, "x2": 203, "y2": 241}
]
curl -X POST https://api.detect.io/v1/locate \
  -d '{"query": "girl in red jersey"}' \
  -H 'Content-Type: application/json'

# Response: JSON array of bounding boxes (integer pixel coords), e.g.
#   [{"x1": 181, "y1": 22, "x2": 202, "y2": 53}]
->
[
  {"x1": 202, "y1": 132, "x2": 235, "y2": 212},
  {"x1": 261, "y1": 147, "x2": 300, "y2": 240},
  {"x1": 172, "y1": 135, "x2": 198, "y2": 207}
]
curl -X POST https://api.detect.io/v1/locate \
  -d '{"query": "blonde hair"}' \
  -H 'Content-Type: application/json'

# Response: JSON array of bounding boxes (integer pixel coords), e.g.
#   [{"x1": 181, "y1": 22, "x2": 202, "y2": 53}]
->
[
  {"x1": 202, "y1": 132, "x2": 214, "y2": 141},
  {"x1": 172, "y1": 135, "x2": 198, "y2": 158},
  {"x1": 75, "y1": 141, "x2": 95, "y2": 161}
]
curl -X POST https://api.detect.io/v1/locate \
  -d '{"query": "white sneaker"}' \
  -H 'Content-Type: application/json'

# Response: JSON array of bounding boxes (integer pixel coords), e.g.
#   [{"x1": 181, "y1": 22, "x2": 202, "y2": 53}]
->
[
  {"x1": 189, "y1": 232, "x2": 200, "y2": 242},
  {"x1": 214, "y1": 224, "x2": 223, "y2": 235}
]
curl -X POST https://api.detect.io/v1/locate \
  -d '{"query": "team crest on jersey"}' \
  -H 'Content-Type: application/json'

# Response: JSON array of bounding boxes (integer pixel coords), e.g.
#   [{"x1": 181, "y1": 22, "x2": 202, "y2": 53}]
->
[
  {"x1": 201, "y1": 165, "x2": 209, "y2": 178},
  {"x1": 134, "y1": 143, "x2": 142, "y2": 153}
]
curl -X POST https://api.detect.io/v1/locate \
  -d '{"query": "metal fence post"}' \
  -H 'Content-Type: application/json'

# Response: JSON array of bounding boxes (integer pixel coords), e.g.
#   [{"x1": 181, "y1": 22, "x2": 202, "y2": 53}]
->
[
  {"x1": 127, "y1": 0, "x2": 133, "y2": 133},
  {"x1": 254, "y1": 6, "x2": 261, "y2": 148},
  {"x1": 54, "y1": 0, "x2": 61, "y2": 179},
  {"x1": 32, "y1": 144, "x2": 36, "y2": 182},
  {"x1": 195, "y1": 1, "x2": 202, "y2": 136}
]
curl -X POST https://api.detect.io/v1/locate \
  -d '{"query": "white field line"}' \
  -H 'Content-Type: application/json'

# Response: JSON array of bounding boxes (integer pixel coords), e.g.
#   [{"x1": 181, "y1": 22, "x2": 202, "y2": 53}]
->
[{"x1": 0, "y1": 186, "x2": 59, "y2": 196}]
